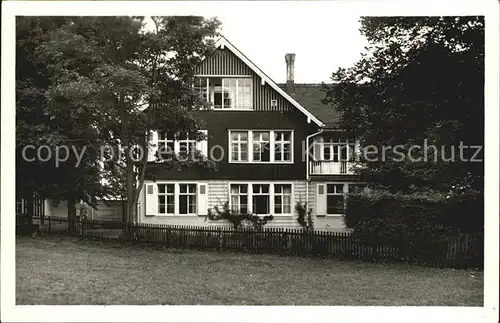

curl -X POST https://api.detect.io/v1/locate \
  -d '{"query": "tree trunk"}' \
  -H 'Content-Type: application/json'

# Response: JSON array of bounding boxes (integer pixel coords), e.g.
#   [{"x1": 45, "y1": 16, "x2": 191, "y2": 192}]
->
[{"x1": 119, "y1": 90, "x2": 137, "y2": 241}]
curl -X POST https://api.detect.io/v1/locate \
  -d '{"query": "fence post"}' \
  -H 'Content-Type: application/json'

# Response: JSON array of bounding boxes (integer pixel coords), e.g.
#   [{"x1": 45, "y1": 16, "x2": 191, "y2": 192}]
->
[
  {"x1": 407, "y1": 239, "x2": 413, "y2": 264},
  {"x1": 217, "y1": 228, "x2": 221, "y2": 252},
  {"x1": 372, "y1": 236, "x2": 380, "y2": 261},
  {"x1": 48, "y1": 216, "x2": 51, "y2": 234}
]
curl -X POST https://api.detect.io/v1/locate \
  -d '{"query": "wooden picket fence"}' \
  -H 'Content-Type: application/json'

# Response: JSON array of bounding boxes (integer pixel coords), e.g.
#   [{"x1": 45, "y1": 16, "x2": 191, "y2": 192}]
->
[{"x1": 17, "y1": 215, "x2": 483, "y2": 269}]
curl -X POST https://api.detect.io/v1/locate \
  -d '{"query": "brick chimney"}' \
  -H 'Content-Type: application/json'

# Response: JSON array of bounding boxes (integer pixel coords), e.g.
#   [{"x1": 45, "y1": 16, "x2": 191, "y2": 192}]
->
[{"x1": 285, "y1": 53, "x2": 295, "y2": 94}]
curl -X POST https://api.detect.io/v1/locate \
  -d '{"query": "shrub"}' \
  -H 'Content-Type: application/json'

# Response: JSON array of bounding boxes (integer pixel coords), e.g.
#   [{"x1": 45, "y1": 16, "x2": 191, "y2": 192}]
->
[
  {"x1": 206, "y1": 202, "x2": 273, "y2": 230},
  {"x1": 344, "y1": 188, "x2": 483, "y2": 239},
  {"x1": 295, "y1": 202, "x2": 313, "y2": 231}
]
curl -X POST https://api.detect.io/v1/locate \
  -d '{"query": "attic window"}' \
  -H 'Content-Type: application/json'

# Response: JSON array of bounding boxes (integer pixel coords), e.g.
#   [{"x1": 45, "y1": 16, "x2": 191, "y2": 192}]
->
[{"x1": 194, "y1": 77, "x2": 253, "y2": 110}]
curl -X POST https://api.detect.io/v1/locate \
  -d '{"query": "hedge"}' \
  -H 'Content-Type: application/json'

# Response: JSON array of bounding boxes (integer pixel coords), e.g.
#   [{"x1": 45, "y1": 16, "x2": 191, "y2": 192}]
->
[{"x1": 344, "y1": 189, "x2": 483, "y2": 239}]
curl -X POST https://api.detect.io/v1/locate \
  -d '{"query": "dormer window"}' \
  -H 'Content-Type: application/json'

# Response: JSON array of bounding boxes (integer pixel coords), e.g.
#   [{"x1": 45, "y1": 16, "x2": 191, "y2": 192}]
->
[{"x1": 195, "y1": 77, "x2": 253, "y2": 110}]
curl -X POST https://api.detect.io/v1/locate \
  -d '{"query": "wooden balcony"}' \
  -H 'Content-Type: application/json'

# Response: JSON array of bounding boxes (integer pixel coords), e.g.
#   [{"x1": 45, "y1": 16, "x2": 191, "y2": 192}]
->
[{"x1": 309, "y1": 161, "x2": 353, "y2": 175}]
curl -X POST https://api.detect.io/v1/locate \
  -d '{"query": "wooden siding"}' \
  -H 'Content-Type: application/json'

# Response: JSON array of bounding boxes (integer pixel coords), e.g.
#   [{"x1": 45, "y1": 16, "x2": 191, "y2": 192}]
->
[
  {"x1": 254, "y1": 81, "x2": 292, "y2": 111},
  {"x1": 196, "y1": 48, "x2": 252, "y2": 75},
  {"x1": 91, "y1": 201, "x2": 124, "y2": 222},
  {"x1": 195, "y1": 47, "x2": 292, "y2": 111},
  {"x1": 137, "y1": 180, "x2": 346, "y2": 230},
  {"x1": 208, "y1": 180, "x2": 228, "y2": 209},
  {"x1": 146, "y1": 110, "x2": 317, "y2": 181}
]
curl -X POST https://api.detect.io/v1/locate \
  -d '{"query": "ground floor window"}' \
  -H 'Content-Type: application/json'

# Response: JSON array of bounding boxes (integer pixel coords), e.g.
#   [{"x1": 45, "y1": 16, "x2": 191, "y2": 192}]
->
[
  {"x1": 158, "y1": 184, "x2": 175, "y2": 214},
  {"x1": 230, "y1": 184, "x2": 248, "y2": 213},
  {"x1": 252, "y1": 184, "x2": 270, "y2": 214},
  {"x1": 153, "y1": 183, "x2": 198, "y2": 215},
  {"x1": 322, "y1": 183, "x2": 364, "y2": 215},
  {"x1": 274, "y1": 184, "x2": 292, "y2": 214},
  {"x1": 326, "y1": 184, "x2": 345, "y2": 214},
  {"x1": 229, "y1": 183, "x2": 293, "y2": 215},
  {"x1": 179, "y1": 184, "x2": 197, "y2": 215}
]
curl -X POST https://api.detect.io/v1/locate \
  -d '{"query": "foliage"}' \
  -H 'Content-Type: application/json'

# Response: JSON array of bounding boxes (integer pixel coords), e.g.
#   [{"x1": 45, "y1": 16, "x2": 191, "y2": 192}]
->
[
  {"x1": 324, "y1": 17, "x2": 484, "y2": 195},
  {"x1": 206, "y1": 202, "x2": 274, "y2": 230},
  {"x1": 344, "y1": 188, "x2": 484, "y2": 238},
  {"x1": 16, "y1": 16, "x2": 221, "y2": 224},
  {"x1": 16, "y1": 17, "x2": 110, "y2": 230},
  {"x1": 295, "y1": 202, "x2": 313, "y2": 231}
]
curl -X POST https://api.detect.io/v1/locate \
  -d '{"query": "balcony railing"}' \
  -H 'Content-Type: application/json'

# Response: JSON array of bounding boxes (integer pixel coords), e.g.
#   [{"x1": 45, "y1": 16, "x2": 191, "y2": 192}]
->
[{"x1": 309, "y1": 161, "x2": 353, "y2": 175}]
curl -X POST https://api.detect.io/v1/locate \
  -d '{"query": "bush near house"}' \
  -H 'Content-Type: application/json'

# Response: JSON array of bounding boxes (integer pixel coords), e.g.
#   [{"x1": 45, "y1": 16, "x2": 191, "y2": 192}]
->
[
  {"x1": 344, "y1": 189, "x2": 483, "y2": 238},
  {"x1": 295, "y1": 202, "x2": 314, "y2": 232},
  {"x1": 343, "y1": 189, "x2": 484, "y2": 266},
  {"x1": 206, "y1": 202, "x2": 274, "y2": 230}
]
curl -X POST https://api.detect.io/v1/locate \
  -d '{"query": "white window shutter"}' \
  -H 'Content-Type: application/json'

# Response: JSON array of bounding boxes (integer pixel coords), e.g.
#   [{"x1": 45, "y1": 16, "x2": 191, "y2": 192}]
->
[
  {"x1": 196, "y1": 130, "x2": 208, "y2": 156},
  {"x1": 316, "y1": 183, "x2": 327, "y2": 216},
  {"x1": 148, "y1": 131, "x2": 159, "y2": 161},
  {"x1": 197, "y1": 183, "x2": 208, "y2": 216},
  {"x1": 145, "y1": 183, "x2": 157, "y2": 216}
]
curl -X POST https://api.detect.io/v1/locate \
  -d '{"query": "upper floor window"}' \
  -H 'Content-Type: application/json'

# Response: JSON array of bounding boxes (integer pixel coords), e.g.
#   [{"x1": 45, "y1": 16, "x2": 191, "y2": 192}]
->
[
  {"x1": 195, "y1": 77, "x2": 253, "y2": 110},
  {"x1": 252, "y1": 131, "x2": 270, "y2": 162},
  {"x1": 156, "y1": 131, "x2": 207, "y2": 160},
  {"x1": 274, "y1": 131, "x2": 292, "y2": 162},
  {"x1": 313, "y1": 136, "x2": 356, "y2": 162},
  {"x1": 229, "y1": 130, "x2": 293, "y2": 163}
]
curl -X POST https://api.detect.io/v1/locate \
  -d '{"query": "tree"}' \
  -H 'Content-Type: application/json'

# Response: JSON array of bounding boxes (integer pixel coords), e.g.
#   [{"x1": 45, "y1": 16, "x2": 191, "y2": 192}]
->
[
  {"x1": 324, "y1": 17, "x2": 484, "y2": 195},
  {"x1": 16, "y1": 17, "x2": 109, "y2": 231},
  {"x1": 35, "y1": 16, "x2": 220, "y2": 229}
]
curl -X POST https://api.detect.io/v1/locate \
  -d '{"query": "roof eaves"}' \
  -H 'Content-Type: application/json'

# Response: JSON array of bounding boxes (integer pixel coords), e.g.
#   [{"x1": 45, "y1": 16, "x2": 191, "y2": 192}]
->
[{"x1": 215, "y1": 36, "x2": 325, "y2": 128}]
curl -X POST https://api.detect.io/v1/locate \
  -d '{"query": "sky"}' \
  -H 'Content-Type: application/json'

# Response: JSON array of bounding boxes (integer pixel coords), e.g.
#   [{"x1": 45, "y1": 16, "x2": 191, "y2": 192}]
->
[
  {"x1": 215, "y1": 12, "x2": 369, "y2": 84},
  {"x1": 147, "y1": 11, "x2": 369, "y2": 84}
]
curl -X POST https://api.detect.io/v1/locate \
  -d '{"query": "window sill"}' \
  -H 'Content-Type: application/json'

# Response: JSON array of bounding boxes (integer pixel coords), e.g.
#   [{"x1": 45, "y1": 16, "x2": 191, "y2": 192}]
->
[
  {"x1": 254, "y1": 214, "x2": 292, "y2": 217},
  {"x1": 229, "y1": 161, "x2": 294, "y2": 164},
  {"x1": 212, "y1": 108, "x2": 254, "y2": 111},
  {"x1": 153, "y1": 214, "x2": 199, "y2": 217}
]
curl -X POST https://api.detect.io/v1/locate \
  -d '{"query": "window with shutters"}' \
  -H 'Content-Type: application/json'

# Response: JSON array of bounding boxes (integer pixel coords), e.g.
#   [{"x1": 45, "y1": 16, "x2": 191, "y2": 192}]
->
[
  {"x1": 229, "y1": 130, "x2": 293, "y2": 163},
  {"x1": 147, "y1": 182, "x2": 206, "y2": 216},
  {"x1": 179, "y1": 184, "x2": 197, "y2": 215},
  {"x1": 158, "y1": 184, "x2": 175, "y2": 214}
]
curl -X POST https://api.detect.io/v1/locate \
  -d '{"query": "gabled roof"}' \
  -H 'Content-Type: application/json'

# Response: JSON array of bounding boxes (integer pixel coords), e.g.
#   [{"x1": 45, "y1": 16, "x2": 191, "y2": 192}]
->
[
  {"x1": 278, "y1": 83, "x2": 342, "y2": 128},
  {"x1": 213, "y1": 37, "x2": 325, "y2": 127}
]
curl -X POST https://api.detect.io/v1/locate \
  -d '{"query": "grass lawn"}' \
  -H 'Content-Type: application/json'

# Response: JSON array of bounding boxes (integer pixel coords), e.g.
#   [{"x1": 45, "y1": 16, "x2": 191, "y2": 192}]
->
[{"x1": 16, "y1": 236, "x2": 483, "y2": 305}]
